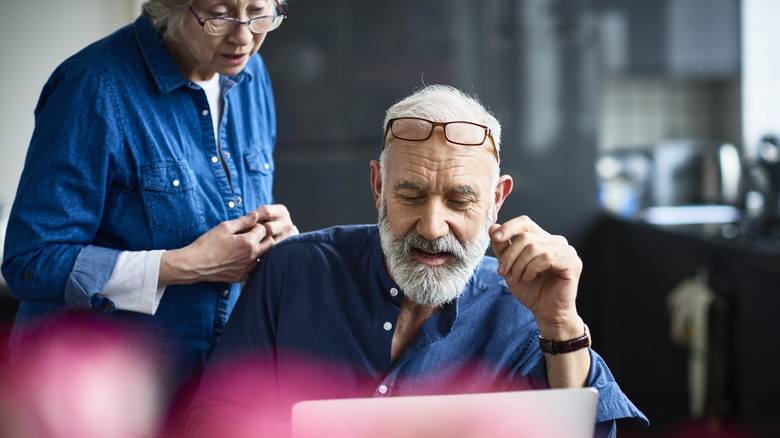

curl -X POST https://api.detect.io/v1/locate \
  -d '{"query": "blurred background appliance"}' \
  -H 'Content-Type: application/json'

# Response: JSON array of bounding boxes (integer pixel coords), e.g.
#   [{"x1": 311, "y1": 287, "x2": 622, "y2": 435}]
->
[{"x1": 598, "y1": 140, "x2": 742, "y2": 216}]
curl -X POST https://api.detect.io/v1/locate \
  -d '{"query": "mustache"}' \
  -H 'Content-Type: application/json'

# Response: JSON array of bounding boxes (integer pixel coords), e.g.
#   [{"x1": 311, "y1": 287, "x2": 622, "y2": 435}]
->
[{"x1": 401, "y1": 229, "x2": 466, "y2": 260}]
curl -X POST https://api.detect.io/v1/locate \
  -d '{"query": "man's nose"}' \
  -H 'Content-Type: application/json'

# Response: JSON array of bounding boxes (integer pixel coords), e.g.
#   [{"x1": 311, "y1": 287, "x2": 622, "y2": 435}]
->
[{"x1": 415, "y1": 199, "x2": 450, "y2": 241}]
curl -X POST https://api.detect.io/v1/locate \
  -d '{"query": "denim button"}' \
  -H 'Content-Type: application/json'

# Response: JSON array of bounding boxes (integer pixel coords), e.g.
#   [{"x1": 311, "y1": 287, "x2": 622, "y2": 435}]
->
[
  {"x1": 201, "y1": 109, "x2": 209, "y2": 116},
  {"x1": 228, "y1": 201, "x2": 236, "y2": 209},
  {"x1": 389, "y1": 287, "x2": 398, "y2": 297},
  {"x1": 224, "y1": 152, "x2": 231, "y2": 159},
  {"x1": 172, "y1": 179, "x2": 180, "y2": 187},
  {"x1": 211, "y1": 156, "x2": 219, "y2": 163},
  {"x1": 383, "y1": 322, "x2": 392, "y2": 331},
  {"x1": 222, "y1": 289, "x2": 229, "y2": 297}
]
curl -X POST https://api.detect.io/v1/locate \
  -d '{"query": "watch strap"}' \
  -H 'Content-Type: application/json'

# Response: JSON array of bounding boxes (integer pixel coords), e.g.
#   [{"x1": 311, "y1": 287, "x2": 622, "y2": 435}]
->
[{"x1": 538, "y1": 324, "x2": 590, "y2": 355}]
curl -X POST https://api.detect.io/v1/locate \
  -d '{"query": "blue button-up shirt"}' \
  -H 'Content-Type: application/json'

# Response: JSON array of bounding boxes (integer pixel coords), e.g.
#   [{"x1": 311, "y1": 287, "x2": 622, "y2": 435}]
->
[
  {"x1": 2, "y1": 16, "x2": 277, "y2": 390},
  {"x1": 190, "y1": 225, "x2": 648, "y2": 437}
]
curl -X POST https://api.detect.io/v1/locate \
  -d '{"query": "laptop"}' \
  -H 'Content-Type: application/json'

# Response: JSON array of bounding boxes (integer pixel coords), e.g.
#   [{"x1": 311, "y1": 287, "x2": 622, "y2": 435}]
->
[{"x1": 291, "y1": 387, "x2": 599, "y2": 438}]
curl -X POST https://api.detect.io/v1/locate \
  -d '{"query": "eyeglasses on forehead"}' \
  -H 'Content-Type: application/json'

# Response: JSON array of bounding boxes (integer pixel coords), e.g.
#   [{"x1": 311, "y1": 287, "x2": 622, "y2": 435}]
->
[{"x1": 381, "y1": 117, "x2": 498, "y2": 162}]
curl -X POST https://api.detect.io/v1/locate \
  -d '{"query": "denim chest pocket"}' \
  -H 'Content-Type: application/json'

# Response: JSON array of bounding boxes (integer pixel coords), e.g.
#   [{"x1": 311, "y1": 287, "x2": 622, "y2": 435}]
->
[
  {"x1": 140, "y1": 161, "x2": 206, "y2": 237},
  {"x1": 244, "y1": 150, "x2": 275, "y2": 201}
]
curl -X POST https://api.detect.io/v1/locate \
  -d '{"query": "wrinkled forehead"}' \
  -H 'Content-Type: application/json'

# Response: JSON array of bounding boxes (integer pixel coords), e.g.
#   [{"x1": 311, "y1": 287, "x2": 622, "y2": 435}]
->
[{"x1": 384, "y1": 137, "x2": 495, "y2": 190}]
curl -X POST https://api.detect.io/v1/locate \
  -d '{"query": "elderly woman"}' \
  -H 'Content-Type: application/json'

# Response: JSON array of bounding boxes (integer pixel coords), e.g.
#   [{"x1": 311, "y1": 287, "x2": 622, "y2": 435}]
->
[{"x1": 1, "y1": 0, "x2": 295, "y2": 407}]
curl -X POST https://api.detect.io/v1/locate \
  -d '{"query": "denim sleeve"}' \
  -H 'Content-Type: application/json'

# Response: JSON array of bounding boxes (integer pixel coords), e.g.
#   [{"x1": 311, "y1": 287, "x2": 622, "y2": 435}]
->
[
  {"x1": 512, "y1": 347, "x2": 648, "y2": 437},
  {"x1": 64, "y1": 245, "x2": 121, "y2": 311},
  {"x1": 588, "y1": 349, "x2": 649, "y2": 427},
  {"x1": 1, "y1": 61, "x2": 123, "y2": 306}
]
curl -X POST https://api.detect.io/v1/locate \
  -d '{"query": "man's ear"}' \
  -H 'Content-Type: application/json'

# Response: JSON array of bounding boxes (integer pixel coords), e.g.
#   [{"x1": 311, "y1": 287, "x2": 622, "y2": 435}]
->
[
  {"x1": 370, "y1": 160, "x2": 382, "y2": 212},
  {"x1": 492, "y1": 175, "x2": 513, "y2": 223}
]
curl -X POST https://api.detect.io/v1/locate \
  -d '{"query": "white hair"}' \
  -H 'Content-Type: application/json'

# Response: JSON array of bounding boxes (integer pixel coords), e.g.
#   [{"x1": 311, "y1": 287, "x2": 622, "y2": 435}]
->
[
  {"x1": 379, "y1": 84, "x2": 501, "y2": 193},
  {"x1": 381, "y1": 84, "x2": 502, "y2": 169}
]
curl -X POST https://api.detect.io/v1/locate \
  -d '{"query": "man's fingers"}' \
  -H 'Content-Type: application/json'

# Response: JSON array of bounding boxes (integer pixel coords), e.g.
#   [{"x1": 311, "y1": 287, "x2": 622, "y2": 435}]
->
[
  {"x1": 490, "y1": 218, "x2": 571, "y2": 281},
  {"x1": 489, "y1": 224, "x2": 509, "y2": 255}
]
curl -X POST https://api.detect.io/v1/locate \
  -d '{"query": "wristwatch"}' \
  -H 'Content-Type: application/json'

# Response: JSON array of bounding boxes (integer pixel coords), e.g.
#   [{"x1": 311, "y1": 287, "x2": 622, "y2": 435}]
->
[{"x1": 538, "y1": 324, "x2": 591, "y2": 355}]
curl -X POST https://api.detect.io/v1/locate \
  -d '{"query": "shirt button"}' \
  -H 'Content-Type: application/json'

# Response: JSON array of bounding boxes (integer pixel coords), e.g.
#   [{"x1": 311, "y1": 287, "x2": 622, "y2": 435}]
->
[
  {"x1": 201, "y1": 109, "x2": 209, "y2": 116},
  {"x1": 211, "y1": 156, "x2": 219, "y2": 164},
  {"x1": 224, "y1": 151, "x2": 231, "y2": 159},
  {"x1": 228, "y1": 201, "x2": 236, "y2": 209},
  {"x1": 264, "y1": 163, "x2": 270, "y2": 170},
  {"x1": 172, "y1": 179, "x2": 180, "y2": 187},
  {"x1": 222, "y1": 289, "x2": 230, "y2": 297},
  {"x1": 236, "y1": 197, "x2": 243, "y2": 204},
  {"x1": 389, "y1": 287, "x2": 398, "y2": 297},
  {"x1": 378, "y1": 385, "x2": 388, "y2": 394},
  {"x1": 383, "y1": 322, "x2": 393, "y2": 331}
]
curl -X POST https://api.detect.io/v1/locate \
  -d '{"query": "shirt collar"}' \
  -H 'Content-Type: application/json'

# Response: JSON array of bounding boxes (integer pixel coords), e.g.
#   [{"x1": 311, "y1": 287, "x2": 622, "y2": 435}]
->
[{"x1": 133, "y1": 15, "x2": 251, "y2": 94}]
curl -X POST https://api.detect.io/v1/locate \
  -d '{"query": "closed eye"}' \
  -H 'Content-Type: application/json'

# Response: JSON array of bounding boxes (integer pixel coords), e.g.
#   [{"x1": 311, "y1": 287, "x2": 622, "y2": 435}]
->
[
  {"x1": 448, "y1": 198, "x2": 476, "y2": 210},
  {"x1": 446, "y1": 186, "x2": 480, "y2": 210},
  {"x1": 396, "y1": 193, "x2": 424, "y2": 204}
]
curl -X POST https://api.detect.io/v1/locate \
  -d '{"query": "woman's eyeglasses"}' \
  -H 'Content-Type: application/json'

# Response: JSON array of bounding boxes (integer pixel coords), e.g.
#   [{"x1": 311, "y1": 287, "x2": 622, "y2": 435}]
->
[{"x1": 189, "y1": 4, "x2": 286, "y2": 36}]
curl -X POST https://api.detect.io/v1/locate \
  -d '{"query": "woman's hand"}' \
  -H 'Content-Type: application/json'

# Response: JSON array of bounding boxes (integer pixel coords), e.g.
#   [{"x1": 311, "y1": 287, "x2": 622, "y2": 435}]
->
[
  {"x1": 254, "y1": 204, "x2": 297, "y2": 243},
  {"x1": 159, "y1": 210, "x2": 274, "y2": 286}
]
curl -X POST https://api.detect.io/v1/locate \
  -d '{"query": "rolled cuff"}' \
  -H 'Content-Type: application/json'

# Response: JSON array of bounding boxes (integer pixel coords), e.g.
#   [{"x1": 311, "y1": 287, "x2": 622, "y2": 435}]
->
[{"x1": 64, "y1": 245, "x2": 121, "y2": 309}]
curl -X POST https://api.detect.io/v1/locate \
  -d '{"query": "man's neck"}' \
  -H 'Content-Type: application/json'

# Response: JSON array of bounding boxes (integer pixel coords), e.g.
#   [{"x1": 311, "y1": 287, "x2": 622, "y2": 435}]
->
[{"x1": 391, "y1": 296, "x2": 440, "y2": 365}]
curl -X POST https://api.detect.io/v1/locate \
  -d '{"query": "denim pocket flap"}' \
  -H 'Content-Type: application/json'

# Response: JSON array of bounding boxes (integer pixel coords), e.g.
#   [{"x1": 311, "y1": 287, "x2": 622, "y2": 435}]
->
[
  {"x1": 141, "y1": 161, "x2": 195, "y2": 193},
  {"x1": 245, "y1": 151, "x2": 274, "y2": 175}
]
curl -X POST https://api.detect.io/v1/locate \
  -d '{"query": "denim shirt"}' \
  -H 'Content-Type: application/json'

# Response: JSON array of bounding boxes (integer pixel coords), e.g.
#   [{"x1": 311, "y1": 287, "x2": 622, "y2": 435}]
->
[
  {"x1": 190, "y1": 225, "x2": 649, "y2": 437},
  {"x1": 2, "y1": 16, "x2": 277, "y2": 389}
]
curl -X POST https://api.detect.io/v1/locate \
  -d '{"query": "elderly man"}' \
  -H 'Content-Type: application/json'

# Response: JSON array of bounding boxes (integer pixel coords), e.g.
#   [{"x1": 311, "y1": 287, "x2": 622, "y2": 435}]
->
[{"x1": 186, "y1": 85, "x2": 648, "y2": 437}]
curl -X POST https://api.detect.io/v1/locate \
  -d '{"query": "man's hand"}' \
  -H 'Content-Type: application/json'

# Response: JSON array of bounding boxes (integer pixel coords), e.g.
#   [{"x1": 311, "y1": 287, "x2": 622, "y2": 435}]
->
[
  {"x1": 490, "y1": 215, "x2": 590, "y2": 388},
  {"x1": 489, "y1": 215, "x2": 583, "y2": 338}
]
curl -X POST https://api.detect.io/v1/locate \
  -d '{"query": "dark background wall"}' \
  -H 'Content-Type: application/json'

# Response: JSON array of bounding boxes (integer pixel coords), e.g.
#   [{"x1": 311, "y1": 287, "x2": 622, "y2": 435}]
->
[{"x1": 263, "y1": 0, "x2": 600, "y2": 248}]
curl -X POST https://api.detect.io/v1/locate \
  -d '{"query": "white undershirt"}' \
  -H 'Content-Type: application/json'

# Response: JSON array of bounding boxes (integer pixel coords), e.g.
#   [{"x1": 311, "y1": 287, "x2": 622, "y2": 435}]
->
[
  {"x1": 196, "y1": 74, "x2": 223, "y2": 146},
  {"x1": 100, "y1": 75, "x2": 223, "y2": 315}
]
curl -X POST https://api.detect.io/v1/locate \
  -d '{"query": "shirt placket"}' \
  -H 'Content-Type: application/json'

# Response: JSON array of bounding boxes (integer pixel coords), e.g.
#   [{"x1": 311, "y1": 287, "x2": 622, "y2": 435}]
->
[
  {"x1": 374, "y1": 289, "x2": 457, "y2": 398},
  {"x1": 190, "y1": 82, "x2": 243, "y2": 220},
  {"x1": 217, "y1": 78, "x2": 244, "y2": 215},
  {"x1": 374, "y1": 285, "x2": 402, "y2": 397},
  {"x1": 213, "y1": 284, "x2": 236, "y2": 341}
]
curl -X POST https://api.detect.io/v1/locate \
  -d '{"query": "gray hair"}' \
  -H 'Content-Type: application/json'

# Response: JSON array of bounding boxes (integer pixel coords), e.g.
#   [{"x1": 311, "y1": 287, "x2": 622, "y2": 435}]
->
[
  {"x1": 142, "y1": 0, "x2": 285, "y2": 42},
  {"x1": 380, "y1": 84, "x2": 502, "y2": 180}
]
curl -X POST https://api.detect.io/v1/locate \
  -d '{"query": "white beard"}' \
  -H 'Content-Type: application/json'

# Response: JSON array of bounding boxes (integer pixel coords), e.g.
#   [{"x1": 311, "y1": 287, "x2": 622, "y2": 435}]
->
[{"x1": 378, "y1": 201, "x2": 493, "y2": 307}]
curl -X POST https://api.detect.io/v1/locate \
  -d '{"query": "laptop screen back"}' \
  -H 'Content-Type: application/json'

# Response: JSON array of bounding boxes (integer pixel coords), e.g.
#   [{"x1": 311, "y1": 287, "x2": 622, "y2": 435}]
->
[{"x1": 291, "y1": 387, "x2": 599, "y2": 438}]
